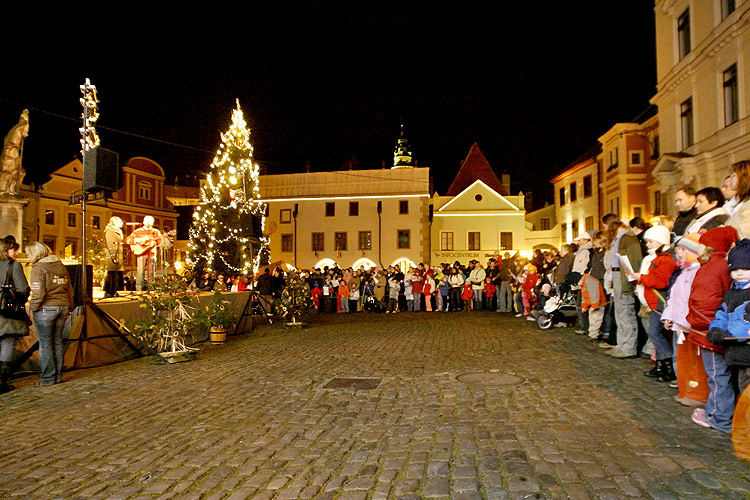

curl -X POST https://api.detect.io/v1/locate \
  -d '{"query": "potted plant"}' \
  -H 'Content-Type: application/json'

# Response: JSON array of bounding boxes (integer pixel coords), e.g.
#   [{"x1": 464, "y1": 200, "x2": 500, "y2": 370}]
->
[
  {"x1": 200, "y1": 291, "x2": 236, "y2": 343},
  {"x1": 128, "y1": 279, "x2": 199, "y2": 362},
  {"x1": 279, "y1": 271, "x2": 314, "y2": 327}
]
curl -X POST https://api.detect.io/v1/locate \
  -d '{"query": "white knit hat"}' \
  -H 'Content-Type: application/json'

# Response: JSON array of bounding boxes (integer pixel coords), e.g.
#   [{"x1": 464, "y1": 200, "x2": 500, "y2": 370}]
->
[{"x1": 643, "y1": 225, "x2": 671, "y2": 247}]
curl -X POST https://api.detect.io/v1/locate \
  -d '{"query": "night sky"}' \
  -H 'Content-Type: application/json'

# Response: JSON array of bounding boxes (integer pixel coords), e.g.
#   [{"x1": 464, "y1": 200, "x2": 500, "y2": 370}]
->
[{"x1": 2, "y1": 3, "x2": 656, "y2": 210}]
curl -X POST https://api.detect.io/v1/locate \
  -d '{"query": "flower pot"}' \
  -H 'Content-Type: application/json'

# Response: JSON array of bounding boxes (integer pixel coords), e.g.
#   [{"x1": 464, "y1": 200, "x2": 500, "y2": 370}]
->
[{"x1": 210, "y1": 326, "x2": 228, "y2": 344}]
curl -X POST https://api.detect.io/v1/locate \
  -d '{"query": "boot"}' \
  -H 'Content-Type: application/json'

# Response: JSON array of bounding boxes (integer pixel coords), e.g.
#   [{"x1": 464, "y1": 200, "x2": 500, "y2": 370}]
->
[
  {"x1": 644, "y1": 362, "x2": 663, "y2": 378},
  {"x1": 0, "y1": 362, "x2": 14, "y2": 394},
  {"x1": 658, "y1": 359, "x2": 676, "y2": 383}
]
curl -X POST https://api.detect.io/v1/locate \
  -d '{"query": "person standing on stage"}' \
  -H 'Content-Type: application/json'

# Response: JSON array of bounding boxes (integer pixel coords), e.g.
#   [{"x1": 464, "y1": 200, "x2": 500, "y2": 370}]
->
[
  {"x1": 125, "y1": 216, "x2": 162, "y2": 291},
  {"x1": 104, "y1": 216, "x2": 124, "y2": 297}
]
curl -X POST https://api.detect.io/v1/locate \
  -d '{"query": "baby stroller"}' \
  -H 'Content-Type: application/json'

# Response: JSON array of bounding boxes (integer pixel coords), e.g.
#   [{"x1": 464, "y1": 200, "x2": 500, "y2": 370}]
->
[{"x1": 536, "y1": 289, "x2": 578, "y2": 330}]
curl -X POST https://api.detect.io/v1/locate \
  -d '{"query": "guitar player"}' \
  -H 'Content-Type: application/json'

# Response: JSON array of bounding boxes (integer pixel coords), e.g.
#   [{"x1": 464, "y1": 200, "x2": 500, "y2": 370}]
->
[{"x1": 125, "y1": 216, "x2": 162, "y2": 291}]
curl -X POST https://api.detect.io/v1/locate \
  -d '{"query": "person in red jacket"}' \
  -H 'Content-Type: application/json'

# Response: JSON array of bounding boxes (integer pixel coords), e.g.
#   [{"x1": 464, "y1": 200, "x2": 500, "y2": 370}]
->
[
  {"x1": 685, "y1": 226, "x2": 737, "y2": 431},
  {"x1": 521, "y1": 265, "x2": 539, "y2": 317},
  {"x1": 627, "y1": 225, "x2": 677, "y2": 381}
]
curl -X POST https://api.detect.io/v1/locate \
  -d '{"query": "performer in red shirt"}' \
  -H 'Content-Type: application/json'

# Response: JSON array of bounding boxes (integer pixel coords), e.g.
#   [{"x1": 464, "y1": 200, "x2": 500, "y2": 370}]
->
[{"x1": 125, "y1": 216, "x2": 162, "y2": 291}]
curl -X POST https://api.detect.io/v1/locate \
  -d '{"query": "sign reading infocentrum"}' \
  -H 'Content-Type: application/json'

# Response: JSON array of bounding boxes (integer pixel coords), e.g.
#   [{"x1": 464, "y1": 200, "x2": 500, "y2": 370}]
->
[{"x1": 431, "y1": 251, "x2": 501, "y2": 261}]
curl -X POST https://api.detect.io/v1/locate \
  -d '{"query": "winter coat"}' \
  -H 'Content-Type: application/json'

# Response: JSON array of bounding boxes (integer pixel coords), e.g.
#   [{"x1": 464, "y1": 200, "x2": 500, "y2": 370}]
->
[
  {"x1": 636, "y1": 251, "x2": 676, "y2": 311},
  {"x1": 616, "y1": 230, "x2": 643, "y2": 294},
  {"x1": 706, "y1": 283, "x2": 750, "y2": 366},
  {"x1": 673, "y1": 206, "x2": 698, "y2": 237},
  {"x1": 572, "y1": 243, "x2": 592, "y2": 275},
  {"x1": 468, "y1": 267, "x2": 486, "y2": 290},
  {"x1": 685, "y1": 206, "x2": 729, "y2": 234},
  {"x1": 521, "y1": 272, "x2": 538, "y2": 299},
  {"x1": 553, "y1": 253, "x2": 574, "y2": 285},
  {"x1": 29, "y1": 255, "x2": 74, "y2": 312},
  {"x1": 686, "y1": 251, "x2": 732, "y2": 352},
  {"x1": 661, "y1": 262, "x2": 699, "y2": 332},
  {"x1": 729, "y1": 199, "x2": 750, "y2": 239},
  {"x1": 0, "y1": 260, "x2": 30, "y2": 337}
]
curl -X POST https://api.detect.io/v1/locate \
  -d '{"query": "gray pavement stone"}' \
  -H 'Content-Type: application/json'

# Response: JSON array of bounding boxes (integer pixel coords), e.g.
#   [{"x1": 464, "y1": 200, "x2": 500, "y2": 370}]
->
[{"x1": 1, "y1": 312, "x2": 748, "y2": 499}]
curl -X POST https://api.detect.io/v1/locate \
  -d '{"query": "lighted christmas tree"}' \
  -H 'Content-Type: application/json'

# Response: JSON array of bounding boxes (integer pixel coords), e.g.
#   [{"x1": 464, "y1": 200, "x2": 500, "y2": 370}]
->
[{"x1": 187, "y1": 100, "x2": 267, "y2": 276}]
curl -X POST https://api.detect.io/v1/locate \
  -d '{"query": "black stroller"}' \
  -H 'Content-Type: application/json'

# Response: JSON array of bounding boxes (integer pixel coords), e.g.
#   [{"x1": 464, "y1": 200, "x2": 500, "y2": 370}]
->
[{"x1": 536, "y1": 274, "x2": 581, "y2": 330}]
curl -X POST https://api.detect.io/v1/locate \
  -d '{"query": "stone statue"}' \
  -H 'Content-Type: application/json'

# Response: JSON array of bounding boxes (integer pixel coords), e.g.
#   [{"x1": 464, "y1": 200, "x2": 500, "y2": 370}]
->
[{"x1": 0, "y1": 110, "x2": 29, "y2": 197}]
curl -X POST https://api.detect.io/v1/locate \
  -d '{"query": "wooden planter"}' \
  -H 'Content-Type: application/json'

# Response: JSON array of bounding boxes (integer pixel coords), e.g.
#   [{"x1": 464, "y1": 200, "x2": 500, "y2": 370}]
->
[{"x1": 209, "y1": 326, "x2": 228, "y2": 343}]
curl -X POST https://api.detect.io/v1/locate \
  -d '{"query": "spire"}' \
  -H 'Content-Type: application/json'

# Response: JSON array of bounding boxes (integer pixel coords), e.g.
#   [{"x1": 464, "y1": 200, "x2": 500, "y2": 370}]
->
[
  {"x1": 392, "y1": 122, "x2": 414, "y2": 169},
  {"x1": 446, "y1": 143, "x2": 507, "y2": 196}
]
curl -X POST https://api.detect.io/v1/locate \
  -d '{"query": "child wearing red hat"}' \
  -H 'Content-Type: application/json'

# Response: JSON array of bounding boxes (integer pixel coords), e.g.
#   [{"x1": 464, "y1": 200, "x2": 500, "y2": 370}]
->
[{"x1": 686, "y1": 226, "x2": 738, "y2": 432}]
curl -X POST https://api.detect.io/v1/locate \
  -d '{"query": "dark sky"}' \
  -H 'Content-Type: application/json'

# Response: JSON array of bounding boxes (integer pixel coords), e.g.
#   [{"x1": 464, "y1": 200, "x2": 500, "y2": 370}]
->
[{"x1": 2, "y1": 3, "x2": 656, "y2": 209}]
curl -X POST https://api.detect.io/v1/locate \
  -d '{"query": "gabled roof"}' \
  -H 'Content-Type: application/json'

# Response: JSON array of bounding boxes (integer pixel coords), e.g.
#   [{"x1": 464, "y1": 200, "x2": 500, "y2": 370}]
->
[
  {"x1": 438, "y1": 179, "x2": 520, "y2": 212},
  {"x1": 446, "y1": 143, "x2": 506, "y2": 196}
]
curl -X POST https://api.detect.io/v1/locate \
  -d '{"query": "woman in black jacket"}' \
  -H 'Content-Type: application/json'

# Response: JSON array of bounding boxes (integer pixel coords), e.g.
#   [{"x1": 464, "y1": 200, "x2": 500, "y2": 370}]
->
[{"x1": 0, "y1": 237, "x2": 30, "y2": 393}]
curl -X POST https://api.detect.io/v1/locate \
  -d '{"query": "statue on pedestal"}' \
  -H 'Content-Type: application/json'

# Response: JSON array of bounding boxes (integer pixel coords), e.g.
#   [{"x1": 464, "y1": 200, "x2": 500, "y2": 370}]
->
[{"x1": 0, "y1": 110, "x2": 29, "y2": 197}]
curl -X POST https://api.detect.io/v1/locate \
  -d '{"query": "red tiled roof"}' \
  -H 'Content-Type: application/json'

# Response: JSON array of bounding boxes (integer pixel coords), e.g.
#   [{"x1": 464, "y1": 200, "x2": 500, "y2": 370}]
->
[{"x1": 446, "y1": 143, "x2": 505, "y2": 196}]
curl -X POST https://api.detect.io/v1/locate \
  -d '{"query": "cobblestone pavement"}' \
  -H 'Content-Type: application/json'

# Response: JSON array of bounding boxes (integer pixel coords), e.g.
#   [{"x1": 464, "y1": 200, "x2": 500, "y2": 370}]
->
[{"x1": 1, "y1": 312, "x2": 749, "y2": 500}]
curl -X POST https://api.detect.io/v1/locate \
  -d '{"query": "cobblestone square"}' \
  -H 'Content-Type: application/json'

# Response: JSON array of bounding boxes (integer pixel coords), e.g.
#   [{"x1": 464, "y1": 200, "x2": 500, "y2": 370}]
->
[{"x1": 1, "y1": 312, "x2": 749, "y2": 499}]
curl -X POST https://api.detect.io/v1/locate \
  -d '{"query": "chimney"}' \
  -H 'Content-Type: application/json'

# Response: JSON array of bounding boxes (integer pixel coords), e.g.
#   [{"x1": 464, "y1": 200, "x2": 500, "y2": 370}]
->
[
  {"x1": 501, "y1": 172, "x2": 510, "y2": 195},
  {"x1": 305, "y1": 161, "x2": 311, "y2": 173}
]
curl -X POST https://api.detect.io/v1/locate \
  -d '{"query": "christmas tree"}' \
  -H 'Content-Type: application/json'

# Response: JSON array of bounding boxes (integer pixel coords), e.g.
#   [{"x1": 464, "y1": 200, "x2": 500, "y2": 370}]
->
[
  {"x1": 187, "y1": 100, "x2": 267, "y2": 276},
  {"x1": 279, "y1": 272, "x2": 314, "y2": 324}
]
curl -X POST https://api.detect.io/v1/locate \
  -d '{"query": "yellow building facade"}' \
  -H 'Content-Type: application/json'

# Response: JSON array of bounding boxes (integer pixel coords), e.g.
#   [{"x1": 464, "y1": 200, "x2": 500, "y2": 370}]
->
[
  {"x1": 259, "y1": 167, "x2": 431, "y2": 271},
  {"x1": 651, "y1": 0, "x2": 750, "y2": 206}
]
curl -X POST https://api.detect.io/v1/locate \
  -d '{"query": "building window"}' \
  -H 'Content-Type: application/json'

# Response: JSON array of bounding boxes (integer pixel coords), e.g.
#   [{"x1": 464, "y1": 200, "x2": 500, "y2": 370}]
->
[
  {"x1": 281, "y1": 234, "x2": 293, "y2": 252},
  {"x1": 312, "y1": 232, "x2": 324, "y2": 252},
  {"x1": 540, "y1": 218, "x2": 551, "y2": 231},
  {"x1": 631, "y1": 152, "x2": 642, "y2": 165},
  {"x1": 652, "y1": 135, "x2": 660, "y2": 159},
  {"x1": 722, "y1": 0, "x2": 735, "y2": 20},
  {"x1": 358, "y1": 231, "x2": 371, "y2": 250},
  {"x1": 583, "y1": 175, "x2": 592, "y2": 198},
  {"x1": 585, "y1": 216, "x2": 594, "y2": 233},
  {"x1": 561, "y1": 223, "x2": 567, "y2": 240},
  {"x1": 67, "y1": 213, "x2": 76, "y2": 227},
  {"x1": 397, "y1": 230, "x2": 410, "y2": 249},
  {"x1": 349, "y1": 202, "x2": 359, "y2": 216},
  {"x1": 607, "y1": 148, "x2": 619, "y2": 171},
  {"x1": 724, "y1": 64, "x2": 738, "y2": 127},
  {"x1": 468, "y1": 231, "x2": 480, "y2": 251},
  {"x1": 571, "y1": 220, "x2": 578, "y2": 235},
  {"x1": 681, "y1": 98, "x2": 694, "y2": 149},
  {"x1": 441, "y1": 231, "x2": 454, "y2": 251},
  {"x1": 280, "y1": 209, "x2": 292, "y2": 224},
  {"x1": 399, "y1": 200, "x2": 409, "y2": 214},
  {"x1": 610, "y1": 197, "x2": 621, "y2": 216},
  {"x1": 559, "y1": 187, "x2": 566, "y2": 206},
  {"x1": 500, "y1": 232, "x2": 513, "y2": 250},
  {"x1": 334, "y1": 232, "x2": 347, "y2": 251},
  {"x1": 678, "y1": 8, "x2": 690, "y2": 60},
  {"x1": 92, "y1": 215, "x2": 100, "y2": 229},
  {"x1": 569, "y1": 182, "x2": 577, "y2": 202},
  {"x1": 44, "y1": 209, "x2": 55, "y2": 225},
  {"x1": 138, "y1": 182, "x2": 151, "y2": 200},
  {"x1": 654, "y1": 191, "x2": 662, "y2": 215},
  {"x1": 325, "y1": 202, "x2": 335, "y2": 217},
  {"x1": 634, "y1": 206, "x2": 643, "y2": 218}
]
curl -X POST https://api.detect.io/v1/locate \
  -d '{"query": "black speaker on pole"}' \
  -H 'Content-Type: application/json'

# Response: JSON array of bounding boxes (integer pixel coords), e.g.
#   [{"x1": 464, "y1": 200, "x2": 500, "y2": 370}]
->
[
  {"x1": 83, "y1": 147, "x2": 121, "y2": 193},
  {"x1": 64, "y1": 264, "x2": 93, "y2": 307}
]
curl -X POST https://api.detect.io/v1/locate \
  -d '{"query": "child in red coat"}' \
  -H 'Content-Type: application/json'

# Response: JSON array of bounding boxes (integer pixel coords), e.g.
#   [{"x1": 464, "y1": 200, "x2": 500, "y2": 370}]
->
[
  {"x1": 521, "y1": 265, "x2": 539, "y2": 316},
  {"x1": 483, "y1": 278, "x2": 496, "y2": 310},
  {"x1": 461, "y1": 282, "x2": 473, "y2": 311}
]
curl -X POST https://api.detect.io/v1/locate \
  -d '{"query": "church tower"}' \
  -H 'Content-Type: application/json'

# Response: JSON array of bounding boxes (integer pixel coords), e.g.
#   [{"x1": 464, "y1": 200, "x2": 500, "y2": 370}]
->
[{"x1": 392, "y1": 123, "x2": 414, "y2": 169}]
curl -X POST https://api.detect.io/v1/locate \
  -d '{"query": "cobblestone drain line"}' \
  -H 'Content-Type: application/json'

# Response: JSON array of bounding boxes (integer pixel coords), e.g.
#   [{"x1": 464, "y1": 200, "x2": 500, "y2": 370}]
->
[{"x1": 1, "y1": 313, "x2": 749, "y2": 499}]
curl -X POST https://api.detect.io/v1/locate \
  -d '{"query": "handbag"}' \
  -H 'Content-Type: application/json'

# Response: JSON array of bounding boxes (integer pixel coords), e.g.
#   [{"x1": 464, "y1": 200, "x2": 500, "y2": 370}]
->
[{"x1": 0, "y1": 261, "x2": 29, "y2": 322}]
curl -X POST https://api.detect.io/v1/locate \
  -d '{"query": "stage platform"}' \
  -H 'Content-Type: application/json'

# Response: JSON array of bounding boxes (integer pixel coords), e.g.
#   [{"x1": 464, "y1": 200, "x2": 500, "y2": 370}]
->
[{"x1": 14, "y1": 291, "x2": 256, "y2": 373}]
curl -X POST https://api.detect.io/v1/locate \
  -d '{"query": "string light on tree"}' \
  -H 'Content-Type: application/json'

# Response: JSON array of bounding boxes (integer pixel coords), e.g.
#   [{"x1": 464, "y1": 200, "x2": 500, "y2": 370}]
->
[{"x1": 187, "y1": 99, "x2": 267, "y2": 276}]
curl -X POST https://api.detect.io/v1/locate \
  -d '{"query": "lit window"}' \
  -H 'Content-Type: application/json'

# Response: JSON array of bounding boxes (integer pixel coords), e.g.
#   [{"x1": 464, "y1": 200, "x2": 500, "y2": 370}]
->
[
  {"x1": 92, "y1": 215, "x2": 100, "y2": 229},
  {"x1": 358, "y1": 231, "x2": 371, "y2": 250},
  {"x1": 44, "y1": 210, "x2": 55, "y2": 225},
  {"x1": 334, "y1": 232, "x2": 347, "y2": 251},
  {"x1": 67, "y1": 213, "x2": 76, "y2": 227},
  {"x1": 398, "y1": 230, "x2": 410, "y2": 249}
]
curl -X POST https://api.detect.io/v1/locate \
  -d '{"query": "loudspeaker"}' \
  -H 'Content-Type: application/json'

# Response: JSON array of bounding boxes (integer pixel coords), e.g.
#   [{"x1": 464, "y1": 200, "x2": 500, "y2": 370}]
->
[
  {"x1": 83, "y1": 147, "x2": 120, "y2": 193},
  {"x1": 377, "y1": 201, "x2": 382, "y2": 214},
  {"x1": 64, "y1": 264, "x2": 93, "y2": 307}
]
